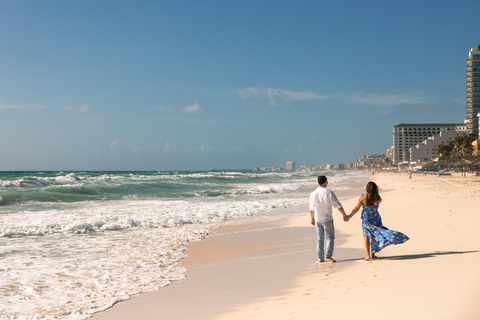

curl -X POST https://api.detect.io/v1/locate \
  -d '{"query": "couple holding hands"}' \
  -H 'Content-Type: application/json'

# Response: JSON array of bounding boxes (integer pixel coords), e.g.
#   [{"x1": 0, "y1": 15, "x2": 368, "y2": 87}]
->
[{"x1": 309, "y1": 175, "x2": 409, "y2": 262}]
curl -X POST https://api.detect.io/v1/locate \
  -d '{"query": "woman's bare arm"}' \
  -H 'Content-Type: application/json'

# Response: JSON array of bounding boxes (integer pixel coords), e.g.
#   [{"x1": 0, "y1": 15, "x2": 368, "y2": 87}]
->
[{"x1": 349, "y1": 195, "x2": 364, "y2": 217}]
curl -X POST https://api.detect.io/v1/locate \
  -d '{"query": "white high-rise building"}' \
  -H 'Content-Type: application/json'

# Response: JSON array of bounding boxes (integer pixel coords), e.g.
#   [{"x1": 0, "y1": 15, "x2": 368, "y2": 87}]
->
[
  {"x1": 286, "y1": 161, "x2": 296, "y2": 171},
  {"x1": 392, "y1": 123, "x2": 465, "y2": 164},
  {"x1": 466, "y1": 45, "x2": 480, "y2": 139}
]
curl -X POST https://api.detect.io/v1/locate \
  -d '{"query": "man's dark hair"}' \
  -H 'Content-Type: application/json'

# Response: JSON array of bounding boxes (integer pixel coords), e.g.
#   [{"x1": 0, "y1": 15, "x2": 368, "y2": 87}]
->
[{"x1": 318, "y1": 175, "x2": 327, "y2": 185}]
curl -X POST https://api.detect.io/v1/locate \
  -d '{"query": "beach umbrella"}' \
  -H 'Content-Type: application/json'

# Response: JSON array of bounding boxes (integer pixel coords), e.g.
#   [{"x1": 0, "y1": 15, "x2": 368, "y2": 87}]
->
[
  {"x1": 453, "y1": 159, "x2": 473, "y2": 166},
  {"x1": 425, "y1": 160, "x2": 447, "y2": 168}
]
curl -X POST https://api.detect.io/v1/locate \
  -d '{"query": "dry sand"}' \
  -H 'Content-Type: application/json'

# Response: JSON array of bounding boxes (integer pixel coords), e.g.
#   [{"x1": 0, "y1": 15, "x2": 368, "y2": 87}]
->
[{"x1": 91, "y1": 172, "x2": 480, "y2": 320}]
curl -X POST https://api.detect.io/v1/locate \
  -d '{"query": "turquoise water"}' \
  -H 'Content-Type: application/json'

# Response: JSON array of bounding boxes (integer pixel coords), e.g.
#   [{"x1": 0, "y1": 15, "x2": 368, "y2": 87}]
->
[{"x1": 0, "y1": 170, "x2": 368, "y2": 319}]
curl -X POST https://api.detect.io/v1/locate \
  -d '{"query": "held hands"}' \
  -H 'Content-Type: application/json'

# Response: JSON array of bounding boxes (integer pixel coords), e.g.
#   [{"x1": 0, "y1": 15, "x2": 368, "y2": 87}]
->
[{"x1": 343, "y1": 215, "x2": 351, "y2": 222}]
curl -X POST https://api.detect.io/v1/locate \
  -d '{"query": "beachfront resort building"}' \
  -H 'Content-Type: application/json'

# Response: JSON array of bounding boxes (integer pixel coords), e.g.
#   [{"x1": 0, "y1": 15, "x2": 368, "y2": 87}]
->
[
  {"x1": 354, "y1": 154, "x2": 387, "y2": 168},
  {"x1": 409, "y1": 125, "x2": 468, "y2": 162},
  {"x1": 466, "y1": 45, "x2": 480, "y2": 140},
  {"x1": 386, "y1": 147, "x2": 394, "y2": 163},
  {"x1": 392, "y1": 123, "x2": 466, "y2": 164}
]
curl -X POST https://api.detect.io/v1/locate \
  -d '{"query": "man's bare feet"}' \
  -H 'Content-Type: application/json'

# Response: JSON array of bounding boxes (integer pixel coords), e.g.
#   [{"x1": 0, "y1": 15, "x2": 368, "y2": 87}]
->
[
  {"x1": 364, "y1": 257, "x2": 371, "y2": 261},
  {"x1": 325, "y1": 257, "x2": 336, "y2": 263},
  {"x1": 372, "y1": 254, "x2": 378, "y2": 259}
]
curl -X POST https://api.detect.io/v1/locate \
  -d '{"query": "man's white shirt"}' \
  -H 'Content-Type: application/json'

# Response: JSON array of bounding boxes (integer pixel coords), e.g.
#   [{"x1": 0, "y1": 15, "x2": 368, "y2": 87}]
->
[{"x1": 309, "y1": 187, "x2": 342, "y2": 223}]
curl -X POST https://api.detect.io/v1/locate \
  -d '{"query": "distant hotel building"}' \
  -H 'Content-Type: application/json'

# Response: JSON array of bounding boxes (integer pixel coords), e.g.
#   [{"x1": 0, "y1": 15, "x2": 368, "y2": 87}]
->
[
  {"x1": 285, "y1": 161, "x2": 296, "y2": 171},
  {"x1": 466, "y1": 45, "x2": 480, "y2": 139},
  {"x1": 410, "y1": 125, "x2": 467, "y2": 163},
  {"x1": 392, "y1": 123, "x2": 466, "y2": 164}
]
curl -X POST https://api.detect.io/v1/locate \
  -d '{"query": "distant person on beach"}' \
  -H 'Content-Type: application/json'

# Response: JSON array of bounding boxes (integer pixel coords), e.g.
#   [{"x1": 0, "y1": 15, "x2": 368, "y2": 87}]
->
[
  {"x1": 309, "y1": 175, "x2": 349, "y2": 263},
  {"x1": 346, "y1": 181, "x2": 409, "y2": 261},
  {"x1": 408, "y1": 170, "x2": 412, "y2": 179}
]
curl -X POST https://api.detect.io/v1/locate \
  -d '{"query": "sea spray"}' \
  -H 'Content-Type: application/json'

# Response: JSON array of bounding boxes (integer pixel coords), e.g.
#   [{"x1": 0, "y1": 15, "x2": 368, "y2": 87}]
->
[{"x1": 0, "y1": 170, "x2": 368, "y2": 319}]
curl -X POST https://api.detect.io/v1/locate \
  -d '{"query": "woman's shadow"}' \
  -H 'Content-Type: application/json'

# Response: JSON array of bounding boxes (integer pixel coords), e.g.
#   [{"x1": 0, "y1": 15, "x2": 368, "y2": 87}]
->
[
  {"x1": 340, "y1": 250, "x2": 478, "y2": 262},
  {"x1": 379, "y1": 250, "x2": 479, "y2": 261}
]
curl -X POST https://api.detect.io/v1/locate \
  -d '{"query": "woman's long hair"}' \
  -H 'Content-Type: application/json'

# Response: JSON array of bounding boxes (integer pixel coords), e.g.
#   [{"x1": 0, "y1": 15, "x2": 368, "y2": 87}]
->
[{"x1": 365, "y1": 181, "x2": 382, "y2": 206}]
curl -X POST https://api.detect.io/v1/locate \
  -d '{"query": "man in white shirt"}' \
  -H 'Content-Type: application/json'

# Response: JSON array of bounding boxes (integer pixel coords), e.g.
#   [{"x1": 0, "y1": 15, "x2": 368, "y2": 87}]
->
[{"x1": 309, "y1": 175, "x2": 348, "y2": 263}]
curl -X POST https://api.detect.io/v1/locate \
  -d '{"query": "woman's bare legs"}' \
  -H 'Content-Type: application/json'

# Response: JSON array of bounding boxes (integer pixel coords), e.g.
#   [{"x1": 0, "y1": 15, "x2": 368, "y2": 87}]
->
[
  {"x1": 371, "y1": 242, "x2": 377, "y2": 259},
  {"x1": 363, "y1": 232, "x2": 372, "y2": 261}
]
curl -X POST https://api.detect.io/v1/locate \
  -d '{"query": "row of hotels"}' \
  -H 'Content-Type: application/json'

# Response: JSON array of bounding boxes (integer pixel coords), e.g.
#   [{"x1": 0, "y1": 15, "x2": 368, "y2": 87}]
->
[
  {"x1": 303, "y1": 154, "x2": 388, "y2": 172},
  {"x1": 333, "y1": 45, "x2": 480, "y2": 170},
  {"x1": 254, "y1": 156, "x2": 387, "y2": 172},
  {"x1": 255, "y1": 45, "x2": 480, "y2": 172},
  {"x1": 388, "y1": 44, "x2": 480, "y2": 166},
  {"x1": 253, "y1": 161, "x2": 297, "y2": 172}
]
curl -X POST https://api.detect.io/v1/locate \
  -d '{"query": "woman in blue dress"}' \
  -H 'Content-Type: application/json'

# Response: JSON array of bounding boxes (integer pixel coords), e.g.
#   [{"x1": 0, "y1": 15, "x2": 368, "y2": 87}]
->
[{"x1": 348, "y1": 181, "x2": 409, "y2": 261}]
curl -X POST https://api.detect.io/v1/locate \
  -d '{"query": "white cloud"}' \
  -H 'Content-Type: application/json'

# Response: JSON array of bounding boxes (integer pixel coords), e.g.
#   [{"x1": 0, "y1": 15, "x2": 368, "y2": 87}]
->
[
  {"x1": 0, "y1": 102, "x2": 45, "y2": 110},
  {"x1": 164, "y1": 142, "x2": 178, "y2": 153},
  {"x1": 163, "y1": 142, "x2": 244, "y2": 155},
  {"x1": 64, "y1": 104, "x2": 100, "y2": 121},
  {"x1": 108, "y1": 141, "x2": 141, "y2": 155},
  {"x1": 198, "y1": 144, "x2": 213, "y2": 152},
  {"x1": 238, "y1": 86, "x2": 430, "y2": 108},
  {"x1": 64, "y1": 104, "x2": 91, "y2": 113},
  {"x1": 128, "y1": 144, "x2": 141, "y2": 155},
  {"x1": 78, "y1": 104, "x2": 90, "y2": 112},
  {"x1": 110, "y1": 140, "x2": 121, "y2": 150},
  {"x1": 164, "y1": 142, "x2": 201, "y2": 154},
  {"x1": 344, "y1": 92, "x2": 428, "y2": 107},
  {"x1": 237, "y1": 86, "x2": 335, "y2": 106},
  {"x1": 237, "y1": 88, "x2": 251, "y2": 100},
  {"x1": 178, "y1": 102, "x2": 206, "y2": 114}
]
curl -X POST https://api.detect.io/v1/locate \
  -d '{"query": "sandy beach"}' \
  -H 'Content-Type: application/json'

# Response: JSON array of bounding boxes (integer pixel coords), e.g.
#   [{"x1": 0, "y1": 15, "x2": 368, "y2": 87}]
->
[{"x1": 91, "y1": 172, "x2": 480, "y2": 320}]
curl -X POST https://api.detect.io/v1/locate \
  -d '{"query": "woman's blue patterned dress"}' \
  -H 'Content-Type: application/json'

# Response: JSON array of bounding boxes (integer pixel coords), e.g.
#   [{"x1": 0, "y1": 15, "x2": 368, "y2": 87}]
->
[{"x1": 361, "y1": 205, "x2": 409, "y2": 254}]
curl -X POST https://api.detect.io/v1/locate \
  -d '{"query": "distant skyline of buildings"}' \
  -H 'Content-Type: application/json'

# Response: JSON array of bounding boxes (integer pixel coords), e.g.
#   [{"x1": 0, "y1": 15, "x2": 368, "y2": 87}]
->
[
  {"x1": 388, "y1": 44, "x2": 480, "y2": 165},
  {"x1": 255, "y1": 45, "x2": 480, "y2": 171},
  {"x1": 253, "y1": 155, "x2": 388, "y2": 172},
  {"x1": 253, "y1": 161, "x2": 296, "y2": 172}
]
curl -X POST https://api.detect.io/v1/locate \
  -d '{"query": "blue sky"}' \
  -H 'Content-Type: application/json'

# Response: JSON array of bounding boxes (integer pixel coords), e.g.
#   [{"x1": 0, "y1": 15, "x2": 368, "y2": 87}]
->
[{"x1": 0, "y1": 0, "x2": 478, "y2": 171}]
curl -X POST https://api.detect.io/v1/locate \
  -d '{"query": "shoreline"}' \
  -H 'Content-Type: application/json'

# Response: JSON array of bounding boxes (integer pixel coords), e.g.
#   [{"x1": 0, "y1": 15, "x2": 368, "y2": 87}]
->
[
  {"x1": 90, "y1": 174, "x2": 369, "y2": 319},
  {"x1": 91, "y1": 172, "x2": 480, "y2": 320}
]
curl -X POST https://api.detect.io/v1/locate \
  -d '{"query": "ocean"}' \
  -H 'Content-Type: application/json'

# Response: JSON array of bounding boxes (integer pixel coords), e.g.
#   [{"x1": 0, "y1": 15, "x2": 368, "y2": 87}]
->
[{"x1": 0, "y1": 170, "x2": 368, "y2": 319}]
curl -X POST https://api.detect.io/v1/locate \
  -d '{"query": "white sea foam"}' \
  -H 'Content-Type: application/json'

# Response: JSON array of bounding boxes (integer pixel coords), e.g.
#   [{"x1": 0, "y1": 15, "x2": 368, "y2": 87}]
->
[
  {"x1": 31, "y1": 173, "x2": 85, "y2": 182},
  {"x1": 0, "y1": 195, "x2": 304, "y2": 237},
  {"x1": 0, "y1": 170, "x2": 370, "y2": 319},
  {"x1": 0, "y1": 195, "x2": 304, "y2": 319},
  {"x1": 0, "y1": 226, "x2": 209, "y2": 319},
  {"x1": 229, "y1": 182, "x2": 304, "y2": 195},
  {"x1": 0, "y1": 178, "x2": 25, "y2": 188}
]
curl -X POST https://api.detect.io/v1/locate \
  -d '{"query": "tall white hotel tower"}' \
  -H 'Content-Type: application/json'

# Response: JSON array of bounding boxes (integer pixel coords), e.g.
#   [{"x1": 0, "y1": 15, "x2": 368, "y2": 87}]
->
[{"x1": 466, "y1": 45, "x2": 480, "y2": 139}]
